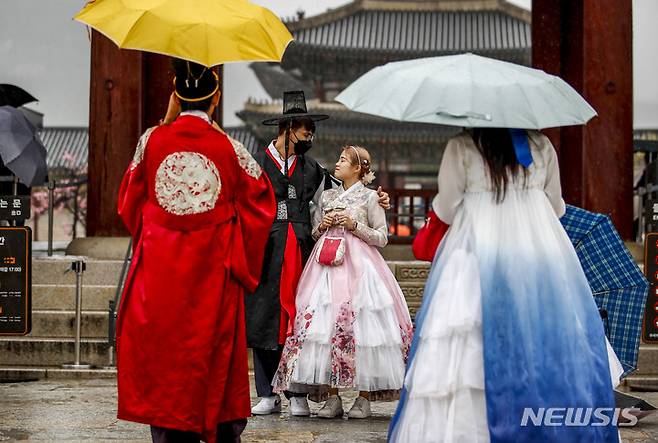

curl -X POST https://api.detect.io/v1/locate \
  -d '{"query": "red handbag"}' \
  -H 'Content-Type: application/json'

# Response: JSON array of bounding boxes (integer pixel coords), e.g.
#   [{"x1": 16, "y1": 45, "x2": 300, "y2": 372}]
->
[
  {"x1": 412, "y1": 210, "x2": 449, "y2": 261},
  {"x1": 315, "y1": 234, "x2": 346, "y2": 266}
]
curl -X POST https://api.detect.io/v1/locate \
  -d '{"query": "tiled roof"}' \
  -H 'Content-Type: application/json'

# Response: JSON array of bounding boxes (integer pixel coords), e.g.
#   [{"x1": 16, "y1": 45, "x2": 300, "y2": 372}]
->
[
  {"x1": 286, "y1": 1, "x2": 530, "y2": 53},
  {"x1": 250, "y1": 63, "x2": 314, "y2": 100},
  {"x1": 38, "y1": 127, "x2": 88, "y2": 172},
  {"x1": 225, "y1": 126, "x2": 266, "y2": 154},
  {"x1": 36, "y1": 126, "x2": 264, "y2": 174},
  {"x1": 292, "y1": 10, "x2": 530, "y2": 52}
]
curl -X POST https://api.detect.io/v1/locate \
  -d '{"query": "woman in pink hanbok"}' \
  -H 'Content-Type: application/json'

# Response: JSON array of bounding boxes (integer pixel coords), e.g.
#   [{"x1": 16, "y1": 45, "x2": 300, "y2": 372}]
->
[{"x1": 273, "y1": 146, "x2": 413, "y2": 419}]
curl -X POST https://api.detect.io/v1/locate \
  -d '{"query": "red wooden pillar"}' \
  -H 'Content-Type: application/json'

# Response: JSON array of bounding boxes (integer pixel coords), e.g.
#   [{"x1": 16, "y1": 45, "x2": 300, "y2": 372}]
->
[
  {"x1": 532, "y1": 0, "x2": 634, "y2": 239},
  {"x1": 86, "y1": 32, "x2": 222, "y2": 236}
]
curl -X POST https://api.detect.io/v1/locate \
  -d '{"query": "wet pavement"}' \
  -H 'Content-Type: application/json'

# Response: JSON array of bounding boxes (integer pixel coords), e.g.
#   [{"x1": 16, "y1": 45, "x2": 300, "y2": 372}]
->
[{"x1": 1, "y1": 377, "x2": 657, "y2": 442}]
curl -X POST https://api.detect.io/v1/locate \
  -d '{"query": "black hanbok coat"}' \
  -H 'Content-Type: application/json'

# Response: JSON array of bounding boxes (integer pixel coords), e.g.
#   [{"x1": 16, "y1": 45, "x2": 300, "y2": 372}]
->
[{"x1": 245, "y1": 148, "x2": 331, "y2": 350}]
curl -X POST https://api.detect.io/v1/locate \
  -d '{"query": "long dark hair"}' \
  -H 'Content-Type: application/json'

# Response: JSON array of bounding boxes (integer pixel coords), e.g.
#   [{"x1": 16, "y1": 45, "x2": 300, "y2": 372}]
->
[{"x1": 471, "y1": 128, "x2": 527, "y2": 203}]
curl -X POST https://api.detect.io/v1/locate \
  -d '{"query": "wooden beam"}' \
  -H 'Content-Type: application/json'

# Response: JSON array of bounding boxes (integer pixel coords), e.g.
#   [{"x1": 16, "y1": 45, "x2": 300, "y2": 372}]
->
[
  {"x1": 87, "y1": 32, "x2": 145, "y2": 237},
  {"x1": 532, "y1": 0, "x2": 633, "y2": 238}
]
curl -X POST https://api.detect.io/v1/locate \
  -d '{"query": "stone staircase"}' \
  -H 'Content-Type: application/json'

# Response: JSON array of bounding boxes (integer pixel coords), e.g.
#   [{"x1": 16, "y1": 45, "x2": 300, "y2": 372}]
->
[
  {"x1": 0, "y1": 257, "x2": 122, "y2": 380},
  {"x1": 0, "y1": 256, "x2": 432, "y2": 381},
  {"x1": 3, "y1": 255, "x2": 657, "y2": 391},
  {"x1": 623, "y1": 345, "x2": 658, "y2": 390}
]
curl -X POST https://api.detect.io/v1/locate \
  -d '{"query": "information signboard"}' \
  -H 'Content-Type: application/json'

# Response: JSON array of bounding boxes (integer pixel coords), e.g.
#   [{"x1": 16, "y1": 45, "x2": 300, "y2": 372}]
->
[
  {"x1": 643, "y1": 232, "x2": 658, "y2": 343},
  {"x1": 0, "y1": 195, "x2": 31, "y2": 221},
  {"x1": 0, "y1": 227, "x2": 31, "y2": 335}
]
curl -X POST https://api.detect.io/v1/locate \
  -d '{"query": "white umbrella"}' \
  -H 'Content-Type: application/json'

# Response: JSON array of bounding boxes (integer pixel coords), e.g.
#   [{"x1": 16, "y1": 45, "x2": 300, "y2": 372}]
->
[{"x1": 335, "y1": 53, "x2": 597, "y2": 129}]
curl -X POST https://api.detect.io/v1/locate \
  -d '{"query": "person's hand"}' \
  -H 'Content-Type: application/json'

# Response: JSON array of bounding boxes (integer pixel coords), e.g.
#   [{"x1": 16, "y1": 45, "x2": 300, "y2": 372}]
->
[
  {"x1": 319, "y1": 213, "x2": 335, "y2": 232},
  {"x1": 335, "y1": 211, "x2": 356, "y2": 231},
  {"x1": 160, "y1": 92, "x2": 181, "y2": 125},
  {"x1": 376, "y1": 186, "x2": 390, "y2": 210}
]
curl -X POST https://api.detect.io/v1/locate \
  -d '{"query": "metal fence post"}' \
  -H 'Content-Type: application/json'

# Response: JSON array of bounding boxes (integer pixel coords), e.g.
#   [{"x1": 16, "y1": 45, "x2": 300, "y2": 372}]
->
[
  {"x1": 47, "y1": 180, "x2": 55, "y2": 256},
  {"x1": 72, "y1": 186, "x2": 79, "y2": 240},
  {"x1": 105, "y1": 300, "x2": 116, "y2": 368},
  {"x1": 104, "y1": 238, "x2": 133, "y2": 369},
  {"x1": 62, "y1": 260, "x2": 91, "y2": 369}
]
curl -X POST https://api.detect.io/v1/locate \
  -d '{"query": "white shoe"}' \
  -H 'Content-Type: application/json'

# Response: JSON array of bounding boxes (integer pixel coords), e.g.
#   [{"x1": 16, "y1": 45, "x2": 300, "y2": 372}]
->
[
  {"x1": 317, "y1": 395, "x2": 344, "y2": 419},
  {"x1": 289, "y1": 396, "x2": 311, "y2": 417},
  {"x1": 347, "y1": 396, "x2": 371, "y2": 419},
  {"x1": 251, "y1": 395, "x2": 281, "y2": 415}
]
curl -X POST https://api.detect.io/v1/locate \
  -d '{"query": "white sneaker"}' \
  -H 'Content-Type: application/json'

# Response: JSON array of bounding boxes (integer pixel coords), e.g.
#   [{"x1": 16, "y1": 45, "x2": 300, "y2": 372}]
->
[
  {"x1": 289, "y1": 396, "x2": 311, "y2": 417},
  {"x1": 251, "y1": 395, "x2": 281, "y2": 415},
  {"x1": 347, "y1": 396, "x2": 371, "y2": 419},
  {"x1": 317, "y1": 395, "x2": 344, "y2": 419}
]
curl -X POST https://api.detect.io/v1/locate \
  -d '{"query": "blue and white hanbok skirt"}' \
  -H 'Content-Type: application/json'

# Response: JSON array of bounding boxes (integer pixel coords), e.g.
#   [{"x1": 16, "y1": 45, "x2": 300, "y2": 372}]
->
[{"x1": 389, "y1": 188, "x2": 623, "y2": 443}]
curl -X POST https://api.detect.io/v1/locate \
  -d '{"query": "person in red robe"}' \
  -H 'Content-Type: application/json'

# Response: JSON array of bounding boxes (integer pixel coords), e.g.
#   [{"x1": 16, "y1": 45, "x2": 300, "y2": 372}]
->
[{"x1": 116, "y1": 60, "x2": 276, "y2": 443}]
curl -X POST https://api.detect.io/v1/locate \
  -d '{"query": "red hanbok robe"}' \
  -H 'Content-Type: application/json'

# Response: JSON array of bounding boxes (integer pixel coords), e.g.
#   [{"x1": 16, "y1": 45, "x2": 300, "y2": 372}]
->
[{"x1": 116, "y1": 115, "x2": 275, "y2": 442}]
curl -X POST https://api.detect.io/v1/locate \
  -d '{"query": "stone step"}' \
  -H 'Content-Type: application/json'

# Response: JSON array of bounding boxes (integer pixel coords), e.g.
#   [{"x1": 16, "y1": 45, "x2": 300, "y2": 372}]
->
[
  {"x1": 623, "y1": 375, "x2": 658, "y2": 391},
  {"x1": 388, "y1": 260, "x2": 431, "y2": 282},
  {"x1": 32, "y1": 284, "x2": 117, "y2": 311},
  {"x1": 0, "y1": 337, "x2": 110, "y2": 367},
  {"x1": 32, "y1": 259, "x2": 425, "y2": 287},
  {"x1": 633, "y1": 344, "x2": 658, "y2": 376},
  {"x1": 0, "y1": 365, "x2": 117, "y2": 382},
  {"x1": 33, "y1": 258, "x2": 124, "y2": 286},
  {"x1": 399, "y1": 282, "x2": 426, "y2": 318},
  {"x1": 29, "y1": 310, "x2": 109, "y2": 338}
]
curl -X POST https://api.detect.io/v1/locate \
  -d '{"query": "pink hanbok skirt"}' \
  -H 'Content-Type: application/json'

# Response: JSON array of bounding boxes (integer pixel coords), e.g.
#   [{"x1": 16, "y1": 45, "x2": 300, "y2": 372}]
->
[{"x1": 273, "y1": 229, "x2": 413, "y2": 400}]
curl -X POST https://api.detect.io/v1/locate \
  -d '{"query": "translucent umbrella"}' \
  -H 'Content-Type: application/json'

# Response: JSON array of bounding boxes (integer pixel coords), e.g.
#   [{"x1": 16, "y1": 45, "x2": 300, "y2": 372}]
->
[
  {"x1": 335, "y1": 53, "x2": 597, "y2": 129},
  {"x1": 74, "y1": 0, "x2": 293, "y2": 67}
]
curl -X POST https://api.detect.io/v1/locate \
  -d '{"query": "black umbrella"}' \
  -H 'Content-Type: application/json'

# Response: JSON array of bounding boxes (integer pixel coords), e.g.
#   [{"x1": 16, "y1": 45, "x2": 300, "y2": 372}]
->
[
  {"x1": 0, "y1": 84, "x2": 37, "y2": 108},
  {"x1": 614, "y1": 390, "x2": 656, "y2": 424},
  {"x1": 0, "y1": 105, "x2": 47, "y2": 186}
]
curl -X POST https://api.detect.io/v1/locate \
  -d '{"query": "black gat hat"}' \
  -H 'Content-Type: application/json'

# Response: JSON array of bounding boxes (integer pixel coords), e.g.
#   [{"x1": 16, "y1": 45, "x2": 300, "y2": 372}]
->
[{"x1": 262, "y1": 90, "x2": 329, "y2": 126}]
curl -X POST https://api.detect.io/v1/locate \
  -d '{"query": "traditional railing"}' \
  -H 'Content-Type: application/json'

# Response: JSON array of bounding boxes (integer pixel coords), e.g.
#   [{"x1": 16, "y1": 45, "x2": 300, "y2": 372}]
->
[{"x1": 386, "y1": 188, "x2": 436, "y2": 244}]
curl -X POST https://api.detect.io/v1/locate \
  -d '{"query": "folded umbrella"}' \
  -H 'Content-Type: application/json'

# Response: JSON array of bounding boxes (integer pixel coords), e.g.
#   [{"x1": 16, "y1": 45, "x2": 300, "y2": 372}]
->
[
  {"x1": 560, "y1": 204, "x2": 649, "y2": 376},
  {"x1": 0, "y1": 106, "x2": 48, "y2": 186},
  {"x1": 0, "y1": 84, "x2": 37, "y2": 108},
  {"x1": 74, "y1": 0, "x2": 294, "y2": 67},
  {"x1": 336, "y1": 53, "x2": 597, "y2": 129}
]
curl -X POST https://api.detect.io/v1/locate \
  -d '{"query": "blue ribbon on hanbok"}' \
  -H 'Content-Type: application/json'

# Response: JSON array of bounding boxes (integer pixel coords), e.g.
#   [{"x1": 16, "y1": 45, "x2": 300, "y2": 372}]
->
[{"x1": 509, "y1": 128, "x2": 533, "y2": 168}]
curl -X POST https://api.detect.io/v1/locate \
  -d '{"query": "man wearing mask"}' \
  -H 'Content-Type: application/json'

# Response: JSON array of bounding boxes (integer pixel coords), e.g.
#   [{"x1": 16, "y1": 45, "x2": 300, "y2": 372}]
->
[{"x1": 247, "y1": 91, "x2": 390, "y2": 417}]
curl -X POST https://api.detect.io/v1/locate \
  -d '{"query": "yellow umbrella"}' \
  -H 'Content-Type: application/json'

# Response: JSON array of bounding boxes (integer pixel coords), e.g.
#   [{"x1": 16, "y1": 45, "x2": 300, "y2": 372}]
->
[{"x1": 74, "y1": 0, "x2": 294, "y2": 67}]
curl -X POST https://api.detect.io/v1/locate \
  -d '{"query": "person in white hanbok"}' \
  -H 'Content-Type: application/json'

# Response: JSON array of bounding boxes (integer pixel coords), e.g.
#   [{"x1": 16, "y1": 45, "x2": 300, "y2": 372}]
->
[
  {"x1": 273, "y1": 146, "x2": 413, "y2": 419},
  {"x1": 389, "y1": 129, "x2": 623, "y2": 443}
]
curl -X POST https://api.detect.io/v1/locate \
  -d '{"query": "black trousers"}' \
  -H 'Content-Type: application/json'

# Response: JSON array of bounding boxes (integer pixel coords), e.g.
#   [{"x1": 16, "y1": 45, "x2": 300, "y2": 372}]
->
[
  {"x1": 252, "y1": 347, "x2": 306, "y2": 398},
  {"x1": 150, "y1": 419, "x2": 246, "y2": 443}
]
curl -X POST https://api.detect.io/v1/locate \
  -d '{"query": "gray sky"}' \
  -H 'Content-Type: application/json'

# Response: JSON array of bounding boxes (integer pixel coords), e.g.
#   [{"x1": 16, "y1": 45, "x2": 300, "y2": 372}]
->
[{"x1": 0, "y1": 0, "x2": 655, "y2": 128}]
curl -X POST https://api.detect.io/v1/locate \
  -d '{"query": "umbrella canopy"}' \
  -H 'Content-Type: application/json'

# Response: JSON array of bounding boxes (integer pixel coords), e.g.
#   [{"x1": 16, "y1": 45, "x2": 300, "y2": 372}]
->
[
  {"x1": 74, "y1": 0, "x2": 294, "y2": 67},
  {"x1": 0, "y1": 84, "x2": 37, "y2": 108},
  {"x1": 335, "y1": 53, "x2": 597, "y2": 129},
  {"x1": 560, "y1": 204, "x2": 649, "y2": 376},
  {"x1": 0, "y1": 106, "x2": 47, "y2": 186}
]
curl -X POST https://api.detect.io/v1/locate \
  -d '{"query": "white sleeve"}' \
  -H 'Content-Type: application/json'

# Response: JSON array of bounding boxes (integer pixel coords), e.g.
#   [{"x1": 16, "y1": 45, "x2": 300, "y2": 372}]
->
[
  {"x1": 431, "y1": 137, "x2": 466, "y2": 224},
  {"x1": 542, "y1": 136, "x2": 566, "y2": 218},
  {"x1": 352, "y1": 192, "x2": 388, "y2": 248},
  {"x1": 311, "y1": 191, "x2": 325, "y2": 241}
]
